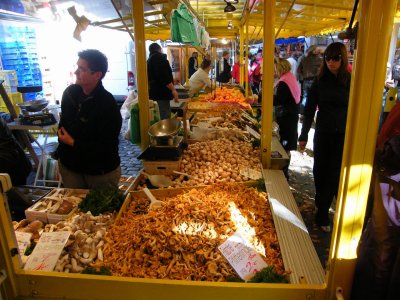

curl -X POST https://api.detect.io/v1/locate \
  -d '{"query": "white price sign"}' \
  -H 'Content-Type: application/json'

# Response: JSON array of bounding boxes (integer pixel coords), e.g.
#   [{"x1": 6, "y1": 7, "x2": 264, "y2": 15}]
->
[
  {"x1": 15, "y1": 231, "x2": 32, "y2": 256},
  {"x1": 240, "y1": 166, "x2": 262, "y2": 180},
  {"x1": 24, "y1": 231, "x2": 70, "y2": 271},
  {"x1": 218, "y1": 231, "x2": 268, "y2": 281},
  {"x1": 245, "y1": 125, "x2": 260, "y2": 139}
]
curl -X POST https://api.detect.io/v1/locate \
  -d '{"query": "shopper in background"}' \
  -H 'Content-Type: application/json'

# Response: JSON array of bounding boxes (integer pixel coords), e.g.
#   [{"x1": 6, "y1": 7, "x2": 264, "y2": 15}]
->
[
  {"x1": 231, "y1": 56, "x2": 240, "y2": 84},
  {"x1": 188, "y1": 51, "x2": 198, "y2": 78},
  {"x1": 249, "y1": 54, "x2": 262, "y2": 95},
  {"x1": 188, "y1": 59, "x2": 213, "y2": 97},
  {"x1": 216, "y1": 50, "x2": 232, "y2": 84},
  {"x1": 298, "y1": 42, "x2": 351, "y2": 233},
  {"x1": 273, "y1": 58, "x2": 301, "y2": 179},
  {"x1": 147, "y1": 43, "x2": 179, "y2": 119},
  {"x1": 286, "y1": 52, "x2": 298, "y2": 77},
  {"x1": 297, "y1": 45, "x2": 323, "y2": 114},
  {"x1": 57, "y1": 49, "x2": 122, "y2": 189}
]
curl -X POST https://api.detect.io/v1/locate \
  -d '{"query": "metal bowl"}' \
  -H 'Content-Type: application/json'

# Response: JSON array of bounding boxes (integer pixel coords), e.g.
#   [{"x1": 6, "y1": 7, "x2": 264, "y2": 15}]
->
[
  {"x1": 17, "y1": 100, "x2": 49, "y2": 112},
  {"x1": 148, "y1": 118, "x2": 181, "y2": 138}
]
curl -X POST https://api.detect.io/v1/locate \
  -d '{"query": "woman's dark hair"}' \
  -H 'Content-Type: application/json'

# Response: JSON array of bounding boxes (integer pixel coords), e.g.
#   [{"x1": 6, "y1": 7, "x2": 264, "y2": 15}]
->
[
  {"x1": 200, "y1": 59, "x2": 211, "y2": 69},
  {"x1": 78, "y1": 49, "x2": 108, "y2": 79},
  {"x1": 318, "y1": 42, "x2": 349, "y2": 85}
]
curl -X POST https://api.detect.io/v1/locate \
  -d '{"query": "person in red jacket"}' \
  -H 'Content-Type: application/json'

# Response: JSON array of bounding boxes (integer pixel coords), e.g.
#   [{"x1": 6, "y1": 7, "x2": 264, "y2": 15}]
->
[
  {"x1": 231, "y1": 56, "x2": 240, "y2": 84},
  {"x1": 249, "y1": 54, "x2": 261, "y2": 94}
]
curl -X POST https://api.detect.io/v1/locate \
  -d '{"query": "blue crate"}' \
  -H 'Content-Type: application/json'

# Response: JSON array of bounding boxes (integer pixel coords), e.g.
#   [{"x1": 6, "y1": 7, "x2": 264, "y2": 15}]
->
[
  {"x1": 0, "y1": 41, "x2": 18, "y2": 48},
  {"x1": 0, "y1": 48, "x2": 19, "y2": 55},
  {"x1": 2, "y1": 53, "x2": 19, "y2": 59}
]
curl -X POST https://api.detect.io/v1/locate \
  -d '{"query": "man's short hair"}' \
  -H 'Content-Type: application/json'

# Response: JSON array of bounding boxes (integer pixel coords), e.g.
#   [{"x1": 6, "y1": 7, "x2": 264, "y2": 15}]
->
[
  {"x1": 222, "y1": 50, "x2": 229, "y2": 57},
  {"x1": 149, "y1": 43, "x2": 162, "y2": 53},
  {"x1": 78, "y1": 49, "x2": 108, "y2": 79},
  {"x1": 200, "y1": 59, "x2": 211, "y2": 69}
]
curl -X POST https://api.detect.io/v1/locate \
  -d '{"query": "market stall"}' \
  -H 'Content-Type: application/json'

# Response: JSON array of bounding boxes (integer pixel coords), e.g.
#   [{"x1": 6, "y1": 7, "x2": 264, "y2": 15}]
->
[{"x1": 0, "y1": 0, "x2": 399, "y2": 299}]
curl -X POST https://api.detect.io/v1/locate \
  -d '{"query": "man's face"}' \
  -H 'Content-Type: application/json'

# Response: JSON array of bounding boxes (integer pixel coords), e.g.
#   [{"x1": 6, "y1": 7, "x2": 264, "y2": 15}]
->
[{"x1": 74, "y1": 58, "x2": 101, "y2": 88}]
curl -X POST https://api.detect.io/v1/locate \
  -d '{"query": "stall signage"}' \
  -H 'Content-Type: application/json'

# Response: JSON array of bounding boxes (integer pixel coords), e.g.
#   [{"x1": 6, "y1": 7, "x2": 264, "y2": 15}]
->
[
  {"x1": 240, "y1": 166, "x2": 262, "y2": 180},
  {"x1": 24, "y1": 231, "x2": 70, "y2": 271},
  {"x1": 245, "y1": 125, "x2": 261, "y2": 139},
  {"x1": 218, "y1": 230, "x2": 268, "y2": 281},
  {"x1": 15, "y1": 231, "x2": 32, "y2": 256}
]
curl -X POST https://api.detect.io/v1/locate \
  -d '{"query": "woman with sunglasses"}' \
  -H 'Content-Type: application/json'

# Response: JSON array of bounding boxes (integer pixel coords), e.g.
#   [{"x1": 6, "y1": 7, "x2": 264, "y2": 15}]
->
[{"x1": 298, "y1": 42, "x2": 351, "y2": 233}]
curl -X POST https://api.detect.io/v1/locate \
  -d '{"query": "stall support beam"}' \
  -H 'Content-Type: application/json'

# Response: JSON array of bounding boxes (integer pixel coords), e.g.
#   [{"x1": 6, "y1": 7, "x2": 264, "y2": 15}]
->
[
  {"x1": 326, "y1": 0, "x2": 398, "y2": 299},
  {"x1": 239, "y1": 26, "x2": 244, "y2": 85},
  {"x1": 184, "y1": 46, "x2": 189, "y2": 86},
  {"x1": 245, "y1": 20, "x2": 249, "y2": 98},
  {"x1": 132, "y1": 0, "x2": 150, "y2": 149},
  {"x1": 260, "y1": 0, "x2": 275, "y2": 168},
  {"x1": 0, "y1": 174, "x2": 18, "y2": 299}
]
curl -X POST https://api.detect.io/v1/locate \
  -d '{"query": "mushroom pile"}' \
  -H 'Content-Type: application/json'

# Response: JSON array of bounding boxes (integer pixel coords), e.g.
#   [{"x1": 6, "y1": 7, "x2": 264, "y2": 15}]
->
[
  {"x1": 103, "y1": 184, "x2": 285, "y2": 281},
  {"x1": 43, "y1": 212, "x2": 115, "y2": 273},
  {"x1": 178, "y1": 139, "x2": 261, "y2": 186}
]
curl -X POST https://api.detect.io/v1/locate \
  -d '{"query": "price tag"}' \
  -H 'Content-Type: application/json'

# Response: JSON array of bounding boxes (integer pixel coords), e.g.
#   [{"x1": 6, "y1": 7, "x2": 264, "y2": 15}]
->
[
  {"x1": 15, "y1": 231, "x2": 32, "y2": 256},
  {"x1": 240, "y1": 166, "x2": 262, "y2": 180},
  {"x1": 245, "y1": 125, "x2": 261, "y2": 139},
  {"x1": 24, "y1": 231, "x2": 70, "y2": 271},
  {"x1": 219, "y1": 231, "x2": 268, "y2": 281}
]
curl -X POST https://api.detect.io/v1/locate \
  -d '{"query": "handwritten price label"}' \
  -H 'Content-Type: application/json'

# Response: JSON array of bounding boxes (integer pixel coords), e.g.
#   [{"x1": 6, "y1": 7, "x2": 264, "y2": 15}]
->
[
  {"x1": 239, "y1": 166, "x2": 262, "y2": 180},
  {"x1": 24, "y1": 231, "x2": 70, "y2": 271},
  {"x1": 245, "y1": 125, "x2": 261, "y2": 139},
  {"x1": 15, "y1": 231, "x2": 32, "y2": 256},
  {"x1": 218, "y1": 231, "x2": 268, "y2": 281}
]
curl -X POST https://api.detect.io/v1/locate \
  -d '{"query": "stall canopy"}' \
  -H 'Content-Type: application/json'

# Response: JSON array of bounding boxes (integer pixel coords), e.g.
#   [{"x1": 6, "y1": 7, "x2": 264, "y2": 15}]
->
[{"x1": 39, "y1": 1, "x2": 400, "y2": 42}]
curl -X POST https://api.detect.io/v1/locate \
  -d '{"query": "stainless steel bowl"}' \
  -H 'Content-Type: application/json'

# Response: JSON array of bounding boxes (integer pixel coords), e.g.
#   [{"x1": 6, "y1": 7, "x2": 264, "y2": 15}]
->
[
  {"x1": 148, "y1": 118, "x2": 181, "y2": 138},
  {"x1": 17, "y1": 100, "x2": 49, "y2": 112}
]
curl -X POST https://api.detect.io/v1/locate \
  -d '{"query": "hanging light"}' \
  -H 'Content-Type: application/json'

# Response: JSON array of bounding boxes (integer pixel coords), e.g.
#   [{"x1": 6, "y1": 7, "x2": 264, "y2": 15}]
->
[
  {"x1": 224, "y1": 1, "x2": 236, "y2": 13},
  {"x1": 227, "y1": 21, "x2": 233, "y2": 29}
]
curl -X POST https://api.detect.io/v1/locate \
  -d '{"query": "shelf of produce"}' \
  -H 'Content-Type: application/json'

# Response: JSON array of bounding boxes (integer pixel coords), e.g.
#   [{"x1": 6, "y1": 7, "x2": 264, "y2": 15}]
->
[
  {"x1": 117, "y1": 179, "x2": 324, "y2": 285},
  {"x1": 0, "y1": 175, "x2": 327, "y2": 299},
  {"x1": 263, "y1": 169, "x2": 325, "y2": 284}
]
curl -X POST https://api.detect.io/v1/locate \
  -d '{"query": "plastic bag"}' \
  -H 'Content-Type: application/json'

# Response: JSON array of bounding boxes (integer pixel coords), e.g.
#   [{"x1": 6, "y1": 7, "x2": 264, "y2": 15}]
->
[{"x1": 120, "y1": 90, "x2": 138, "y2": 119}]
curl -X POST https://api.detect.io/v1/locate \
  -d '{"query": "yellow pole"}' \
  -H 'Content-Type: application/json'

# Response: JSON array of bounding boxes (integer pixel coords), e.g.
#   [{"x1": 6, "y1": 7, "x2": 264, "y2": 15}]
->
[
  {"x1": 132, "y1": 0, "x2": 149, "y2": 149},
  {"x1": 326, "y1": 0, "x2": 398, "y2": 299},
  {"x1": 0, "y1": 174, "x2": 18, "y2": 299},
  {"x1": 260, "y1": 0, "x2": 275, "y2": 168},
  {"x1": 245, "y1": 20, "x2": 249, "y2": 98},
  {"x1": 184, "y1": 46, "x2": 189, "y2": 86},
  {"x1": 239, "y1": 26, "x2": 244, "y2": 85}
]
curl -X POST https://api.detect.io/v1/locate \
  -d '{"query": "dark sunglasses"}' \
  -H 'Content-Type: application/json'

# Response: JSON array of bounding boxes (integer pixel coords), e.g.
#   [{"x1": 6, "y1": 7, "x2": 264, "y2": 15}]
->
[{"x1": 324, "y1": 54, "x2": 342, "y2": 62}]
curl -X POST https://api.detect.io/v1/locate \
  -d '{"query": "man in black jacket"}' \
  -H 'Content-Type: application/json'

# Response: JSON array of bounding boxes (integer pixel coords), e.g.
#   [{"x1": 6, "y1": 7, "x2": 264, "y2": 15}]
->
[
  {"x1": 217, "y1": 50, "x2": 232, "y2": 84},
  {"x1": 147, "y1": 43, "x2": 179, "y2": 120},
  {"x1": 188, "y1": 51, "x2": 198, "y2": 78},
  {"x1": 56, "y1": 49, "x2": 122, "y2": 189}
]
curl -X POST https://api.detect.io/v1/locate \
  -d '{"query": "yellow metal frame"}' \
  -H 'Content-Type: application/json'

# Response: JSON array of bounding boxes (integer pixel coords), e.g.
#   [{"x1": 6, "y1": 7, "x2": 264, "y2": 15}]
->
[
  {"x1": 326, "y1": 0, "x2": 398, "y2": 299},
  {"x1": 1, "y1": 0, "x2": 400, "y2": 299}
]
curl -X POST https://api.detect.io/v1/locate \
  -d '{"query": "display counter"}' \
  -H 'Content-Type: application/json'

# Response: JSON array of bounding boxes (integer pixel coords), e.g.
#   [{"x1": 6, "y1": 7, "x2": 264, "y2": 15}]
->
[{"x1": 0, "y1": 173, "x2": 325, "y2": 299}]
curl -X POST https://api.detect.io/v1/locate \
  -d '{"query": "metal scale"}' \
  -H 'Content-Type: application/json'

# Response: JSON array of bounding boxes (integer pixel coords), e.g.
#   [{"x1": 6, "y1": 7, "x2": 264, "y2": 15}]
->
[
  {"x1": 17, "y1": 99, "x2": 57, "y2": 126},
  {"x1": 138, "y1": 118, "x2": 185, "y2": 161}
]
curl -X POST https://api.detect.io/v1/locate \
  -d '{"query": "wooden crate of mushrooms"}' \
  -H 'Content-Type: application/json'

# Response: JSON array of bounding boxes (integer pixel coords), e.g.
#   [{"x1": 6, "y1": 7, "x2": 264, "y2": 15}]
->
[
  {"x1": 132, "y1": 138, "x2": 262, "y2": 191},
  {"x1": 103, "y1": 183, "x2": 286, "y2": 281}
]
